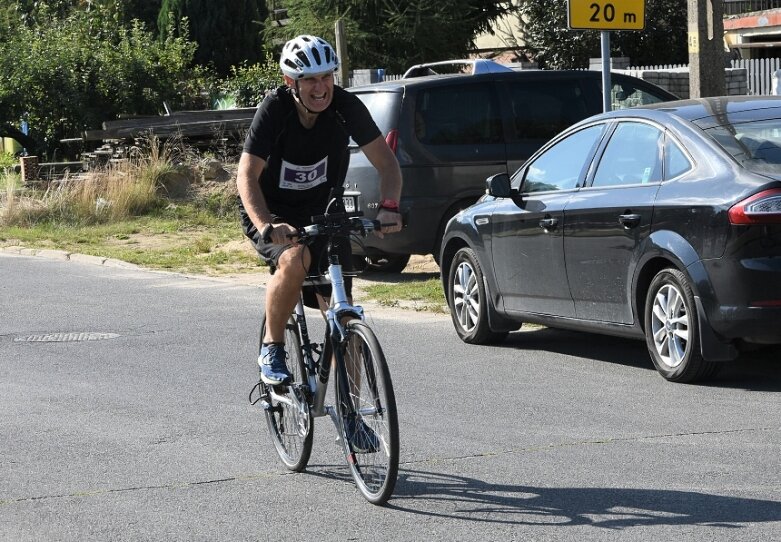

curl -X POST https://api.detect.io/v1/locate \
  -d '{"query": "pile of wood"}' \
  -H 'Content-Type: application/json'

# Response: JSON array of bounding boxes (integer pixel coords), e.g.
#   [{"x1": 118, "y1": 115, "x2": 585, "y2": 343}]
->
[
  {"x1": 83, "y1": 107, "x2": 258, "y2": 142},
  {"x1": 77, "y1": 107, "x2": 258, "y2": 169}
]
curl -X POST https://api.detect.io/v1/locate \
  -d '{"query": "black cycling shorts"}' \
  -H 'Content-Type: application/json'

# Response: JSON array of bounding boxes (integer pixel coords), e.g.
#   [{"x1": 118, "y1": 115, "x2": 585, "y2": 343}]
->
[{"x1": 239, "y1": 199, "x2": 353, "y2": 309}]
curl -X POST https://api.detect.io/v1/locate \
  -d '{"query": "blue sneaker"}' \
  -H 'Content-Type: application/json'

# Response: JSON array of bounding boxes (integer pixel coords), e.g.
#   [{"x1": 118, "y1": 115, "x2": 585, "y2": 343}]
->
[
  {"x1": 344, "y1": 416, "x2": 380, "y2": 453},
  {"x1": 259, "y1": 343, "x2": 292, "y2": 385}
]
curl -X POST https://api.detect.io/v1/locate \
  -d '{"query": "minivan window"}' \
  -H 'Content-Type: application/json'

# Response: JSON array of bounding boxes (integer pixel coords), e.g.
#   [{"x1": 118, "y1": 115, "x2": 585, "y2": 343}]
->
[
  {"x1": 507, "y1": 79, "x2": 590, "y2": 143},
  {"x1": 414, "y1": 84, "x2": 502, "y2": 145},
  {"x1": 610, "y1": 80, "x2": 670, "y2": 110},
  {"x1": 350, "y1": 91, "x2": 401, "y2": 146}
]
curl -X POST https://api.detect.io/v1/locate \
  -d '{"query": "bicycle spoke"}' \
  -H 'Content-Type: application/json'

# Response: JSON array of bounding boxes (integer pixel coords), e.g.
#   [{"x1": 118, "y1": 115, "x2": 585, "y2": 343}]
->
[
  {"x1": 336, "y1": 321, "x2": 398, "y2": 504},
  {"x1": 259, "y1": 315, "x2": 313, "y2": 472}
]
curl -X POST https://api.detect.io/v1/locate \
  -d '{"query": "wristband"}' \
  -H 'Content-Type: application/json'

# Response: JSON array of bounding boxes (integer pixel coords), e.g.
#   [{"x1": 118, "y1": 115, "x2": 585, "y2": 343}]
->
[
  {"x1": 260, "y1": 223, "x2": 274, "y2": 243},
  {"x1": 378, "y1": 199, "x2": 399, "y2": 212}
]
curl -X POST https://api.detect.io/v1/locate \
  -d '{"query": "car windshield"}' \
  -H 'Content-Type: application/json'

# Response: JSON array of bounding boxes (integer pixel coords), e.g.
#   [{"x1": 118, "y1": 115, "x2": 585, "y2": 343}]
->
[
  {"x1": 348, "y1": 90, "x2": 401, "y2": 147},
  {"x1": 706, "y1": 118, "x2": 781, "y2": 175}
]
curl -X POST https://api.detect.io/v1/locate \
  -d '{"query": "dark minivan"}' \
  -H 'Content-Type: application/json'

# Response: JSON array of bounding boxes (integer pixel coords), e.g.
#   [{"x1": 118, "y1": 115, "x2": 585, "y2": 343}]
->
[{"x1": 345, "y1": 60, "x2": 677, "y2": 271}]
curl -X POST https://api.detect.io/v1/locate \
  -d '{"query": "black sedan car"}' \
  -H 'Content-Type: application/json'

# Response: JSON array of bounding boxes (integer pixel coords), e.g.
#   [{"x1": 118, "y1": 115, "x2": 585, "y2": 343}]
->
[{"x1": 439, "y1": 96, "x2": 781, "y2": 383}]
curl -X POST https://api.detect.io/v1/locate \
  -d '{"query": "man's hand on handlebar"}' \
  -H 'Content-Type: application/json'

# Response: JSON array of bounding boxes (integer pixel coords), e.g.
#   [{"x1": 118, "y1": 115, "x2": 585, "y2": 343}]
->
[
  {"x1": 261, "y1": 222, "x2": 298, "y2": 245},
  {"x1": 375, "y1": 208, "x2": 402, "y2": 239}
]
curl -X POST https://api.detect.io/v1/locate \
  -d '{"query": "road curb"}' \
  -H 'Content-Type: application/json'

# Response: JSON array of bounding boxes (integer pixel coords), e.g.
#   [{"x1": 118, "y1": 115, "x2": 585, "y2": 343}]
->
[
  {"x1": 1, "y1": 245, "x2": 450, "y2": 319},
  {"x1": 2, "y1": 246, "x2": 140, "y2": 270}
]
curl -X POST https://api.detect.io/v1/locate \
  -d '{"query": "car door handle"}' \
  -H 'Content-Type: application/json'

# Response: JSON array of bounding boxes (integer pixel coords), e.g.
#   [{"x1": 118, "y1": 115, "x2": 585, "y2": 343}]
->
[
  {"x1": 539, "y1": 217, "x2": 559, "y2": 230},
  {"x1": 619, "y1": 213, "x2": 641, "y2": 229}
]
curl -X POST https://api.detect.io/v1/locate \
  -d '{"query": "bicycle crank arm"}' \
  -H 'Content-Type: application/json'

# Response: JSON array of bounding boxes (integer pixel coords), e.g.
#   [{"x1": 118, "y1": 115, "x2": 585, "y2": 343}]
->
[{"x1": 266, "y1": 387, "x2": 296, "y2": 407}]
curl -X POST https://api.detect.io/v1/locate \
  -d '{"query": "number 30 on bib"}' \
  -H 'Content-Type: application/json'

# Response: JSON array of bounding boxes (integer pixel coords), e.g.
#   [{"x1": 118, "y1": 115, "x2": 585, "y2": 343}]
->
[{"x1": 280, "y1": 157, "x2": 329, "y2": 190}]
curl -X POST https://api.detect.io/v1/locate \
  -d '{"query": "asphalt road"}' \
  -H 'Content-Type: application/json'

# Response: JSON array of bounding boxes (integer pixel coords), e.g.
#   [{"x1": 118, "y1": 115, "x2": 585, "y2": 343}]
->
[{"x1": 1, "y1": 251, "x2": 780, "y2": 541}]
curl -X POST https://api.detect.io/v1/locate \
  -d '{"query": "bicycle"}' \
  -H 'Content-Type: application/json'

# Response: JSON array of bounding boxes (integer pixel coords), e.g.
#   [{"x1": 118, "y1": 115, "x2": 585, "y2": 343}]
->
[{"x1": 248, "y1": 196, "x2": 400, "y2": 505}]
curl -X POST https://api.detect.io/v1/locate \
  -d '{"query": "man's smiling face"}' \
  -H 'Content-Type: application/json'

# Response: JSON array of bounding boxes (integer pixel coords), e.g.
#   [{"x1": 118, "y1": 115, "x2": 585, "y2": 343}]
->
[{"x1": 288, "y1": 71, "x2": 335, "y2": 113}]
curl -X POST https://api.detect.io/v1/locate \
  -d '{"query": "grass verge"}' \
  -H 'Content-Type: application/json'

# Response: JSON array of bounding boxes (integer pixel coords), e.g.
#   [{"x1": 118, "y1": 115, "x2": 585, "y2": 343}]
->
[
  {"x1": 0, "y1": 146, "x2": 447, "y2": 311},
  {"x1": 361, "y1": 278, "x2": 447, "y2": 313}
]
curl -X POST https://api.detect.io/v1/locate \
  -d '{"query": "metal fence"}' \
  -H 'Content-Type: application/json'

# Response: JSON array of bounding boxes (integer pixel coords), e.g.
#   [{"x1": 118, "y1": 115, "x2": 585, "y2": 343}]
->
[
  {"x1": 734, "y1": 57, "x2": 781, "y2": 94},
  {"x1": 724, "y1": 0, "x2": 781, "y2": 16}
]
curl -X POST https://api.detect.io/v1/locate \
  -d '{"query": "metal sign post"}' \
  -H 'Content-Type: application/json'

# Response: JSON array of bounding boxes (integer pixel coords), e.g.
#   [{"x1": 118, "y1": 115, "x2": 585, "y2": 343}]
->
[
  {"x1": 568, "y1": 0, "x2": 647, "y2": 112},
  {"x1": 601, "y1": 32, "x2": 611, "y2": 112}
]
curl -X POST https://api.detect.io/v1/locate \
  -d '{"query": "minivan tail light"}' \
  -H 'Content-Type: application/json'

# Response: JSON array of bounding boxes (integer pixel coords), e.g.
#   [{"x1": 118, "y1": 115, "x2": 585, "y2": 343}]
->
[
  {"x1": 728, "y1": 188, "x2": 781, "y2": 225},
  {"x1": 385, "y1": 129, "x2": 399, "y2": 154}
]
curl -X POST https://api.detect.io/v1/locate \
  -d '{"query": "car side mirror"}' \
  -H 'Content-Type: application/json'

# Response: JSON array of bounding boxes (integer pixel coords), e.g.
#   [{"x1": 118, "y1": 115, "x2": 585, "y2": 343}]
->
[{"x1": 486, "y1": 173, "x2": 513, "y2": 198}]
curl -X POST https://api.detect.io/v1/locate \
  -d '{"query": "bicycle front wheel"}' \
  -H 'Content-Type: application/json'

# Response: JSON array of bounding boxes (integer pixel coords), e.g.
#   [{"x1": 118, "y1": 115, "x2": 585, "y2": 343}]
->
[
  {"x1": 335, "y1": 320, "x2": 399, "y2": 504},
  {"x1": 259, "y1": 313, "x2": 313, "y2": 472}
]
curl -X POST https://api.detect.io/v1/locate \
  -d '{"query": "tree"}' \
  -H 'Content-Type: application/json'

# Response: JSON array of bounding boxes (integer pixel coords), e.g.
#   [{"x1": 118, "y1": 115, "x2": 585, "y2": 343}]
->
[
  {"x1": 0, "y1": 6, "x2": 199, "y2": 158},
  {"x1": 2, "y1": 0, "x2": 165, "y2": 37},
  {"x1": 518, "y1": 0, "x2": 687, "y2": 69},
  {"x1": 158, "y1": 0, "x2": 267, "y2": 76},
  {"x1": 264, "y1": 0, "x2": 516, "y2": 74},
  {"x1": 123, "y1": 0, "x2": 163, "y2": 31}
]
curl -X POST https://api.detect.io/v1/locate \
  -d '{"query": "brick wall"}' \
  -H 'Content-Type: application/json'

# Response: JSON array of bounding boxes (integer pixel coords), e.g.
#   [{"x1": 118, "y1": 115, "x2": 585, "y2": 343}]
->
[{"x1": 615, "y1": 67, "x2": 748, "y2": 99}]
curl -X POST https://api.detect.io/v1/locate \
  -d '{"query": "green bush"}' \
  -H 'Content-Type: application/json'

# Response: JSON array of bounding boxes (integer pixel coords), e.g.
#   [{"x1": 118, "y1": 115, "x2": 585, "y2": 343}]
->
[
  {"x1": 0, "y1": 6, "x2": 199, "y2": 159},
  {"x1": 218, "y1": 54, "x2": 283, "y2": 108},
  {"x1": 0, "y1": 151, "x2": 16, "y2": 169}
]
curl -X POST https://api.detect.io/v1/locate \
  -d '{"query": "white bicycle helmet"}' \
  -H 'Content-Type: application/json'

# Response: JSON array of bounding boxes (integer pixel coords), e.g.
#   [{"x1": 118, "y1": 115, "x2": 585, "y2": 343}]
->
[{"x1": 279, "y1": 35, "x2": 339, "y2": 79}]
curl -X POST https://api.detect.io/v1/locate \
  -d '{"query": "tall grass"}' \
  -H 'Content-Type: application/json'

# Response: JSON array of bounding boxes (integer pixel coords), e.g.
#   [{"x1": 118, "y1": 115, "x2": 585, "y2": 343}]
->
[
  {"x1": 1, "y1": 170, "x2": 19, "y2": 222},
  {"x1": 0, "y1": 135, "x2": 194, "y2": 227}
]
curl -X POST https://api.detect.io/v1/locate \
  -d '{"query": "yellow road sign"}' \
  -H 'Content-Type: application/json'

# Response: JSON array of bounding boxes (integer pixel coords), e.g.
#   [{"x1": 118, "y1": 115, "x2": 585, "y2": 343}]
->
[{"x1": 568, "y1": 0, "x2": 646, "y2": 31}]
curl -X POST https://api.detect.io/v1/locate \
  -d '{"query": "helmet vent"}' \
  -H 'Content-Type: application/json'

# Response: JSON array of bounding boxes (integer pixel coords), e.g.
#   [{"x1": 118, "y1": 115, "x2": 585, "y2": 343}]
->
[{"x1": 296, "y1": 51, "x2": 311, "y2": 68}]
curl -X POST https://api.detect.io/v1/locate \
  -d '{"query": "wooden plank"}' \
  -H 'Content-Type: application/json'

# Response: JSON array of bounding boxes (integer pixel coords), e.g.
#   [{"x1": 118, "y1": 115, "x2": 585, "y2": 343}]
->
[
  {"x1": 99, "y1": 118, "x2": 255, "y2": 140},
  {"x1": 101, "y1": 107, "x2": 257, "y2": 131}
]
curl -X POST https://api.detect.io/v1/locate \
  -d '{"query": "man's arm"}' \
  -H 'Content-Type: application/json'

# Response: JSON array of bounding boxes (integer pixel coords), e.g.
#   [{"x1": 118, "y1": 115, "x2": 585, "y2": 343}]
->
[
  {"x1": 236, "y1": 152, "x2": 292, "y2": 245},
  {"x1": 360, "y1": 135, "x2": 403, "y2": 235}
]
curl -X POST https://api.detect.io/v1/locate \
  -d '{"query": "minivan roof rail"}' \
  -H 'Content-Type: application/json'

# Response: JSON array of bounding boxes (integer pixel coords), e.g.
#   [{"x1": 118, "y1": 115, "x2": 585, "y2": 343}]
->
[{"x1": 402, "y1": 58, "x2": 514, "y2": 79}]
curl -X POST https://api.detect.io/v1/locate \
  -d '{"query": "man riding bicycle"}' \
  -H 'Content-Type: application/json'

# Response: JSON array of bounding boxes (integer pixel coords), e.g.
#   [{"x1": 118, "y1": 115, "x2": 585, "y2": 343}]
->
[{"x1": 237, "y1": 34, "x2": 403, "y2": 387}]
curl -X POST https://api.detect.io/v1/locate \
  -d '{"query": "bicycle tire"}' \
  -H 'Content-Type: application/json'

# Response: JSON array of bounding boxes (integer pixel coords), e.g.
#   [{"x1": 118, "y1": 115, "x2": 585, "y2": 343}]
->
[
  {"x1": 259, "y1": 313, "x2": 313, "y2": 472},
  {"x1": 334, "y1": 320, "x2": 399, "y2": 504}
]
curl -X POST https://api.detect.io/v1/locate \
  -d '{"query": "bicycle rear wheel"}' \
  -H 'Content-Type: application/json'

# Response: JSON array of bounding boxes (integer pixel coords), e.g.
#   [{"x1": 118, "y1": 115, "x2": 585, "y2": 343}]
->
[
  {"x1": 335, "y1": 320, "x2": 399, "y2": 504},
  {"x1": 259, "y1": 313, "x2": 313, "y2": 472}
]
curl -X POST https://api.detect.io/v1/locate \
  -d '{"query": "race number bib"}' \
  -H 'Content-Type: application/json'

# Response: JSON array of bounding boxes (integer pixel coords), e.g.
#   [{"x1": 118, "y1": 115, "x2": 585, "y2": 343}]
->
[{"x1": 279, "y1": 157, "x2": 328, "y2": 190}]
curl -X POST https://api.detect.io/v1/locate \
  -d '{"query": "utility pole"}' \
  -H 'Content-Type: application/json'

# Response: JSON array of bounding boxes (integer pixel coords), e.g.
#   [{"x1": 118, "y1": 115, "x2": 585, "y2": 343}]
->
[
  {"x1": 688, "y1": 0, "x2": 726, "y2": 98},
  {"x1": 334, "y1": 19, "x2": 349, "y2": 88}
]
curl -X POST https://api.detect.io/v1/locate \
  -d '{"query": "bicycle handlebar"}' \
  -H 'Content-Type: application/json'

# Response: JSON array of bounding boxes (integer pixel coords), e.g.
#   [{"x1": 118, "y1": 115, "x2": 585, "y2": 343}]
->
[
  {"x1": 261, "y1": 211, "x2": 385, "y2": 244},
  {"x1": 298, "y1": 213, "x2": 381, "y2": 243}
]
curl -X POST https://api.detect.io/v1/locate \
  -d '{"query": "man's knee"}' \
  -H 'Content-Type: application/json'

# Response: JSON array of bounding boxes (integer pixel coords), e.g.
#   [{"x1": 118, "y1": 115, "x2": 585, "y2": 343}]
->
[{"x1": 275, "y1": 245, "x2": 310, "y2": 278}]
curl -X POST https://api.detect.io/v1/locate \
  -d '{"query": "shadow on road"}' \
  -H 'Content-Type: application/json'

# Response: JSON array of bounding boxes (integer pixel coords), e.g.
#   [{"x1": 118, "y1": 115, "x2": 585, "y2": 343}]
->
[
  {"x1": 386, "y1": 468, "x2": 781, "y2": 528},
  {"x1": 500, "y1": 327, "x2": 781, "y2": 391}
]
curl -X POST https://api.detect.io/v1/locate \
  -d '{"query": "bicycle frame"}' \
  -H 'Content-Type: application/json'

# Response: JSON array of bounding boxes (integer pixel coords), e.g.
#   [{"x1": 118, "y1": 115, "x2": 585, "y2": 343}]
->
[
  {"x1": 254, "y1": 206, "x2": 399, "y2": 504},
  {"x1": 264, "y1": 250, "x2": 364, "y2": 423}
]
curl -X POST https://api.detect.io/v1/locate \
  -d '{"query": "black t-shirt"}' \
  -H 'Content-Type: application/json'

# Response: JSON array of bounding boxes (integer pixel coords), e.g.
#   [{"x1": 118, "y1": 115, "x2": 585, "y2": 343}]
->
[{"x1": 243, "y1": 85, "x2": 381, "y2": 227}]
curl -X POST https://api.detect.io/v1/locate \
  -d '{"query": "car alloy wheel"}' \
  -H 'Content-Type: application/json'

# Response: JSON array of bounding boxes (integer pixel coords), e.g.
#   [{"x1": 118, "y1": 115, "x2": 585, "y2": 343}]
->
[
  {"x1": 447, "y1": 247, "x2": 508, "y2": 344},
  {"x1": 644, "y1": 268, "x2": 718, "y2": 383},
  {"x1": 452, "y1": 259, "x2": 479, "y2": 334},
  {"x1": 649, "y1": 282, "x2": 690, "y2": 369}
]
